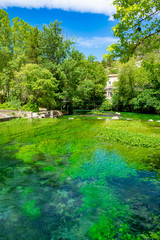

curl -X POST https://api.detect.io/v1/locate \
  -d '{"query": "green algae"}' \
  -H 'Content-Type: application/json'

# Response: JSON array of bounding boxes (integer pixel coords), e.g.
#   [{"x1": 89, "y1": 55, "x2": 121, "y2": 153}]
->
[{"x1": 0, "y1": 118, "x2": 160, "y2": 239}]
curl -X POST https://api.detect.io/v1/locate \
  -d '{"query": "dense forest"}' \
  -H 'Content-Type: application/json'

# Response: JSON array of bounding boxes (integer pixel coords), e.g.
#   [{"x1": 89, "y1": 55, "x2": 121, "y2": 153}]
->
[
  {"x1": 0, "y1": 9, "x2": 107, "y2": 112},
  {"x1": 0, "y1": 7, "x2": 160, "y2": 114}
]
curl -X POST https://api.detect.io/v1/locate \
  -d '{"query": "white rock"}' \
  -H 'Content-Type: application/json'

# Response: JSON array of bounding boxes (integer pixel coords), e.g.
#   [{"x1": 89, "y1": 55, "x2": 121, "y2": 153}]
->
[
  {"x1": 126, "y1": 118, "x2": 132, "y2": 121},
  {"x1": 115, "y1": 112, "x2": 121, "y2": 116},
  {"x1": 32, "y1": 113, "x2": 39, "y2": 118},
  {"x1": 40, "y1": 114, "x2": 45, "y2": 118},
  {"x1": 156, "y1": 120, "x2": 160, "y2": 122},
  {"x1": 69, "y1": 118, "x2": 74, "y2": 120},
  {"x1": 148, "y1": 119, "x2": 154, "y2": 122},
  {"x1": 98, "y1": 118, "x2": 102, "y2": 119},
  {"x1": 112, "y1": 116, "x2": 119, "y2": 120}
]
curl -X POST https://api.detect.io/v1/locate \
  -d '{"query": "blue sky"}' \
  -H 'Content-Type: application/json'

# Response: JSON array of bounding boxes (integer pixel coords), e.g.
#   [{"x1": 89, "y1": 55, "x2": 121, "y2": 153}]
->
[{"x1": 1, "y1": 1, "x2": 118, "y2": 61}]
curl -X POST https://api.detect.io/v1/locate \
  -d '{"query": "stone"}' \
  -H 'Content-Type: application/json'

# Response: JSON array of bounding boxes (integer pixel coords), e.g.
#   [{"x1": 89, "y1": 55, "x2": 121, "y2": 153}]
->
[
  {"x1": 32, "y1": 113, "x2": 39, "y2": 118},
  {"x1": 156, "y1": 120, "x2": 160, "y2": 122},
  {"x1": 98, "y1": 118, "x2": 102, "y2": 119},
  {"x1": 39, "y1": 107, "x2": 47, "y2": 111},
  {"x1": 112, "y1": 116, "x2": 119, "y2": 120},
  {"x1": 148, "y1": 119, "x2": 153, "y2": 122},
  {"x1": 126, "y1": 118, "x2": 132, "y2": 121},
  {"x1": 69, "y1": 118, "x2": 74, "y2": 120},
  {"x1": 53, "y1": 110, "x2": 63, "y2": 117},
  {"x1": 50, "y1": 110, "x2": 54, "y2": 118},
  {"x1": 115, "y1": 112, "x2": 121, "y2": 116},
  {"x1": 39, "y1": 114, "x2": 45, "y2": 118}
]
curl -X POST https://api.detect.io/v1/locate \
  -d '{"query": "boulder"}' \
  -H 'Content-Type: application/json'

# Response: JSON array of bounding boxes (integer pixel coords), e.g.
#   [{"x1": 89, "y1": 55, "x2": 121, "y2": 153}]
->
[
  {"x1": 148, "y1": 119, "x2": 154, "y2": 122},
  {"x1": 112, "y1": 116, "x2": 119, "y2": 120},
  {"x1": 53, "y1": 110, "x2": 63, "y2": 117},
  {"x1": 115, "y1": 112, "x2": 121, "y2": 116},
  {"x1": 39, "y1": 114, "x2": 45, "y2": 118},
  {"x1": 156, "y1": 120, "x2": 160, "y2": 122},
  {"x1": 126, "y1": 118, "x2": 132, "y2": 121},
  {"x1": 32, "y1": 112, "x2": 39, "y2": 118}
]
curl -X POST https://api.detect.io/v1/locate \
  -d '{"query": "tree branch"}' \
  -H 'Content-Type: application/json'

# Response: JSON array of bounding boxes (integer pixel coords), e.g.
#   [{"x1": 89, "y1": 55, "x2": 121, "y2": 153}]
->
[{"x1": 131, "y1": 29, "x2": 160, "y2": 54}]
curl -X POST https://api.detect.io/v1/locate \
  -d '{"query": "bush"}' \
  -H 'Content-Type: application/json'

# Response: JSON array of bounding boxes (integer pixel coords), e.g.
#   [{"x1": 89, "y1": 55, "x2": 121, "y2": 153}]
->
[
  {"x1": 22, "y1": 103, "x2": 39, "y2": 112},
  {"x1": 99, "y1": 100, "x2": 112, "y2": 112},
  {"x1": 0, "y1": 98, "x2": 21, "y2": 110},
  {"x1": 132, "y1": 89, "x2": 160, "y2": 114}
]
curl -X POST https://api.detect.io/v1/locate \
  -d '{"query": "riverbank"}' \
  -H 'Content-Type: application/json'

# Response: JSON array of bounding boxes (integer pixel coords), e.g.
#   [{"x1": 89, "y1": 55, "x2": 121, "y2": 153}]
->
[{"x1": 0, "y1": 109, "x2": 63, "y2": 122}]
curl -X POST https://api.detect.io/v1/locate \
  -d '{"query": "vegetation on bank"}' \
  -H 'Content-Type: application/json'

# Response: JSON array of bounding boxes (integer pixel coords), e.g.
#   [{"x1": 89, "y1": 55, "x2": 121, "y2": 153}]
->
[
  {"x1": 0, "y1": 9, "x2": 107, "y2": 113},
  {"x1": 101, "y1": 0, "x2": 160, "y2": 115},
  {"x1": 110, "y1": 53, "x2": 160, "y2": 114}
]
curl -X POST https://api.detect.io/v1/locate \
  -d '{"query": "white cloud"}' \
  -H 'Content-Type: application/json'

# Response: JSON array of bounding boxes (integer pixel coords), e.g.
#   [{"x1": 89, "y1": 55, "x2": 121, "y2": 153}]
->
[
  {"x1": 76, "y1": 36, "x2": 118, "y2": 48},
  {"x1": 0, "y1": 0, "x2": 116, "y2": 17},
  {"x1": 108, "y1": 15, "x2": 115, "y2": 21}
]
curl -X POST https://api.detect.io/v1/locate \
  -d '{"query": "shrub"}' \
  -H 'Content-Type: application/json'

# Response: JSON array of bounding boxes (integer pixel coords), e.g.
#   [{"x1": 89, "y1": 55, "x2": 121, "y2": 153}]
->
[
  {"x1": 132, "y1": 89, "x2": 160, "y2": 114},
  {"x1": 22, "y1": 102, "x2": 39, "y2": 112},
  {"x1": 0, "y1": 98, "x2": 21, "y2": 110},
  {"x1": 99, "y1": 100, "x2": 112, "y2": 112}
]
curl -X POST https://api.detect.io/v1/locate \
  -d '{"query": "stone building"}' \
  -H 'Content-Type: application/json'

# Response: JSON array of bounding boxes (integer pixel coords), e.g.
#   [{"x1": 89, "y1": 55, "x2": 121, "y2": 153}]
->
[{"x1": 105, "y1": 74, "x2": 118, "y2": 100}]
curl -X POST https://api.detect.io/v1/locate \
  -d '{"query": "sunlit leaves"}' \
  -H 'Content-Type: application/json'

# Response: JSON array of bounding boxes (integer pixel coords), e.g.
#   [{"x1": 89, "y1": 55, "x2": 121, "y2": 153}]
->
[{"x1": 107, "y1": 0, "x2": 160, "y2": 61}]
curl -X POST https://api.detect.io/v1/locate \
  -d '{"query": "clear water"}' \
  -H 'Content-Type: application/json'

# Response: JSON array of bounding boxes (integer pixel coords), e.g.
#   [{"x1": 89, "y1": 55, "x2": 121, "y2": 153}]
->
[{"x1": 0, "y1": 119, "x2": 160, "y2": 240}]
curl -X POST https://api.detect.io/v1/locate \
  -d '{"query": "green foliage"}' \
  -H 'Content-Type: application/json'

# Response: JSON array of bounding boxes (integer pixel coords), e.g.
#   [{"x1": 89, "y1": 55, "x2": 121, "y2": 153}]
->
[
  {"x1": 112, "y1": 54, "x2": 160, "y2": 113},
  {"x1": 21, "y1": 102, "x2": 39, "y2": 112},
  {"x1": 106, "y1": 0, "x2": 160, "y2": 62},
  {"x1": 0, "y1": 9, "x2": 12, "y2": 48},
  {"x1": 12, "y1": 64, "x2": 57, "y2": 109},
  {"x1": 0, "y1": 10, "x2": 107, "y2": 111},
  {"x1": 99, "y1": 100, "x2": 112, "y2": 111},
  {"x1": 132, "y1": 89, "x2": 160, "y2": 113},
  {"x1": 38, "y1": 21, "x2": 73, "y2": 64},
  {"x1": 0, "y1": 98, "x2": 21, "y2": 110}
]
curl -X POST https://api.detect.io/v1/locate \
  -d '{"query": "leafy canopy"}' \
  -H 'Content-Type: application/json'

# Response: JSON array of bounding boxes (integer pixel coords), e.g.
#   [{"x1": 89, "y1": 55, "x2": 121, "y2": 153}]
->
[{"x1": 106, "y1": 0, "x2": 160, "y2": 62}]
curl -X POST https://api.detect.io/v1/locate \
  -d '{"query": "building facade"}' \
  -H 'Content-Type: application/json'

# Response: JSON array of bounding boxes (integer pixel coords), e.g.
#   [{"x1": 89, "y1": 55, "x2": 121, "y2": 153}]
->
[{"x1": 105, "y1": 74, "x2": 118, "y2": 100}]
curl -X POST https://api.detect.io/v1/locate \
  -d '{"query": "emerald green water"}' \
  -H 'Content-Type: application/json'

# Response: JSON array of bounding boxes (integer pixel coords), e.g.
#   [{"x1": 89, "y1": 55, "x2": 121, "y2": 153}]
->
[{"x1": 0, "y1": 119, "x2": 160, "y2": 239}]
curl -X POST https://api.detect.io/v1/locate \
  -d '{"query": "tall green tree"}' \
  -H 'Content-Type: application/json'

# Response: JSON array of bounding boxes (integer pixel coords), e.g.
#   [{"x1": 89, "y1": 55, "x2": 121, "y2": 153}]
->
[
  {"x1": 0, "y1": 10, "x2": 13, "y2": 99},
  {"x1": 38, "y1": 21, "x2": 73, "y2": 64},
  {"x1": 26, "y1": 26, "x2": 39, "y2": 64},
  {"x1": 11, "y1": 64, "x2": 57, "y2": 109},
  {"x1": 12, "y1": 17, "x2": 32, "y2": 54}
]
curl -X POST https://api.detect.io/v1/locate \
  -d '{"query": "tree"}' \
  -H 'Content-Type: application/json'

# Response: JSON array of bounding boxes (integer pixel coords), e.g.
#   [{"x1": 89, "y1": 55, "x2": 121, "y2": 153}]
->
[
  {"x1": 12, "y1": 17, "x2": 33, "y2": 55},
  {"x1": 0, "y1": 10, "x2": 13, "y2": 100},
  {"x1": 38, "y1": 21, "x2": 73, "y2": 64},
  {"x1": 112, "y1": 58, "x2": 149, "y2": 111},
  {"x1": 132, "y1": 89, "x2": 160, "y2": 113},
  {"x1": 11, "y1": 64, "x2": 57, "y2": 109},
  {"x1": 106, "y1": 0, "x2": 160, "y2": 62},
  {"x1": 142, "y1": 52, "x2": 160, "y2": 90},
  {"x1": 26, "y1": 26, "x2": 39, "y2": 64},
  {"x1": 76, "y1": 58, "x2": 107, "y2": 109}
]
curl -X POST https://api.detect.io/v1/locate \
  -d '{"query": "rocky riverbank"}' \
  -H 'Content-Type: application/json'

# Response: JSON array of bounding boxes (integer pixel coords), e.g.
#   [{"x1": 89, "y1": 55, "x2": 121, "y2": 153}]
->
[{"x1": 0, "y1": 110, "x2": 63, "y2": 122}]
